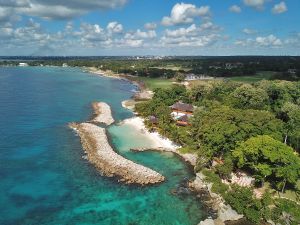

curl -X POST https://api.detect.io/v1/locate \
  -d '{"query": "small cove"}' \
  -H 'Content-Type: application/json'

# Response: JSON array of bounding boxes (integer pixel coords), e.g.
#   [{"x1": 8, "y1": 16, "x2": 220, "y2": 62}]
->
[{"x1": 0, "y1": 66, "x2": 207, "y2": 225}]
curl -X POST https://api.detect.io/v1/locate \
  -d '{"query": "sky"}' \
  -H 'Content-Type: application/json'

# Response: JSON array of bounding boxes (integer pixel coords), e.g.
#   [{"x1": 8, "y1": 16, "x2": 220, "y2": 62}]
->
[{"x1": 0, "y1": 0, "x2": 299, "y2": 56}]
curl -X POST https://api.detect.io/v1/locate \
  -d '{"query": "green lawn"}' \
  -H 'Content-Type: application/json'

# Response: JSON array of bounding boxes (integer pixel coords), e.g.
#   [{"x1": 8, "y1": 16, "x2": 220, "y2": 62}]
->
[
  {"x1": 149, "y1": 66, "x2": 191, "y2": 72},
  {"x1": 135, "y1": 77, "x2": 174, "y2": 90},
  {"x1": 228, "y1": 71, "x2": 275, "y2": 83}
]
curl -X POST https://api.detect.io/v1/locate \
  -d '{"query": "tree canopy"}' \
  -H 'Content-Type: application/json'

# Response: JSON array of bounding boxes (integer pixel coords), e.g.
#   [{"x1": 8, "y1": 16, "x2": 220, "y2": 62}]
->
[
  {"x1": 191, "y1": 106, "x2": 284, "y2": 158},
  {"x1": 233, "y1": 135, "x2": 300, "y2": 191}
]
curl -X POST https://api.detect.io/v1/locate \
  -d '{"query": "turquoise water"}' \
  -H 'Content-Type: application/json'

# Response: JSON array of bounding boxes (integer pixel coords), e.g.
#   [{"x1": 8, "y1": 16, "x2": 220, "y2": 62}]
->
[{"x1": 0, "y1": 67, "x2": 207, "y2": 225}]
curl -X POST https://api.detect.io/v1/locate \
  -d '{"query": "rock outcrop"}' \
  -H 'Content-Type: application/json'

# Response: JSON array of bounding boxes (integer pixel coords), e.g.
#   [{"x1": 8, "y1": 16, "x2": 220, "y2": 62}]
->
[
  {"x1": 190, "y1": 173, "x2": 243, "y2": 225},
  {"x1": 91, "y1": 102, "x2": 114, "y2": 125},
  {"x1": 69, "y1": 122, "x2": 165, "y2": 185}
]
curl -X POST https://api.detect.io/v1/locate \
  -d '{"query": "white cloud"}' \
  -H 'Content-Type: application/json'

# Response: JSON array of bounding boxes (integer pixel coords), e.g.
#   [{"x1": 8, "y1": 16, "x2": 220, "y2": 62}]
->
[
  {"x1": 165, "y1": 24, "x2": 197, "y2": 37},
  {"x1": 0, "y1": 27, "x2": 14, "y2": 38},
  {"x1": 125, "y1": 29, "x2": 156, "y2": 39},
  {"x1": 229, "y1": 5, "x2": 242, "y2": 13},
  {"x1": 160, "y1": 21, "x2": 221, "y2": 48},
  {"x1": 77, "y1": 23, "x2": 108, "y2": 43},
  {"x1": 144, "y1": 22, "x2": 157, "y2": 30},
  {"x1": 242, "y1": 28, "x2": 257, "y2": 35},
  {"x1": 116, "y1": 38, "x2": 144, "y2": 48},
  {"x1": 243, "y1": 0, "x2": 267, "y2": 10},
  {"x1": 0, "y1": 6, "x2": 20, "y2": 23},
  {"x1": 107, "y1": 21, "x2": 123, "y2": 34},
  {"x1": 0, "y1": 0, "x2": 128, "y2": 20},
  {"x1": 272, "y1": 2, "x2": 287, "y2": 14},
  {"x1": 115, "y1": 29, "x2": 157, "y2": 48},
  {"x1": 235, "y1": 34, "x2": 282, "y2": 47},
  {"x1": 161, "y1": 3, "x2": 210, "y2": 26},
  {"x1": 256, "y1": 35, "x2": 282, "y2": 46},
  {"x1": 284, "y1": 33, "x2": 300, "y2": 47},
  {"x1": 161, "y1": 34, "x2": 219, "y2": 47}
]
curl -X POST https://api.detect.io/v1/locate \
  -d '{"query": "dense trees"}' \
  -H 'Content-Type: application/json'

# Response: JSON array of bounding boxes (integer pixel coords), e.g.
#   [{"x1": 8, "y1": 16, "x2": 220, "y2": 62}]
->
[
  {"x1": 191, "y1": 106, "x2": 283, "y2": 158},
  {"x1": 2, "y1": 56, "x2": 300, "y2": 80},
  {"x1": 135, "y1": 78, "x2": 300, "y2": 223},
  {"x1": 233, "y1": 135, "x2": 300, "y2": 191},
  {"x1": 281, "y1": 102, "x2": 300, "y2": 148},
  {"x1": 230, "y1": 84, "x2": 269, "y2": 110}
]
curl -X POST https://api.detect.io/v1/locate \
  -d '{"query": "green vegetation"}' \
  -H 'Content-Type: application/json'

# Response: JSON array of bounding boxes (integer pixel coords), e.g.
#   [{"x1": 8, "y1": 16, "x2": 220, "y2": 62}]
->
[
  {"x1": 233, "y1": 135, "x2": 300, "y2": 191},
  {"x1": 135, "y1": 79, "x2": 300, "y2": 224},
  {"x1": 228, "y1": 71, "x2": 275, "y2": 82},
  {"x1": 191, "y1": 107, "x2": 283, "y2": 158},
  {"x1": 134, "y1": 77, "x2": 174, "y2": 90},
  {"x1": 2, "y1": 56, "x2": 300, "y2": 223},
  {"x1": 203, "y1": 169, "x2": 300, "y2": 224},
  {"x1": 2, "y1": 56, "x2": 299, "y2": 81}
]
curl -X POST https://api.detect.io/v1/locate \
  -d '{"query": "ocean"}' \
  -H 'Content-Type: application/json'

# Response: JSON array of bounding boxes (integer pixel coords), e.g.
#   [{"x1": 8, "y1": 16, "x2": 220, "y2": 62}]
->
[{"x1": 0, "y1": 67, "x2": 206, "y2": 225}]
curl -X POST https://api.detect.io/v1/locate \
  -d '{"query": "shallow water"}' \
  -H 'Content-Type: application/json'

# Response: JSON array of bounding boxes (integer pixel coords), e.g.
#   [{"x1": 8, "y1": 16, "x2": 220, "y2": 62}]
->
[{"x1": 0, "y1": 67, "x2": 207, "y2": 225}]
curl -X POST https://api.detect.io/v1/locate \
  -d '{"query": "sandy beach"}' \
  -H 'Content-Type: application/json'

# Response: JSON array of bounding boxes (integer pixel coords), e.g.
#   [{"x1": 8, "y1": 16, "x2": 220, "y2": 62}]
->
[
  {"x1": 91, "y1": 102, "x2": 114, "y2": 125},
  {"x1": 70, "y1": 122, "x2": 165, "y2": 185},
  {"x1": 87, "y1": 67, "x2": 124, "y2": 79},
  {"x1": 121, "y1": 117, "x2": 198, "y2": 166}
]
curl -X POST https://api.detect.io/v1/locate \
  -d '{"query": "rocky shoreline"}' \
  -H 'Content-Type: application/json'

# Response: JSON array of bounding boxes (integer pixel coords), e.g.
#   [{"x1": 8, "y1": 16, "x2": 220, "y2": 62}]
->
[
  {"x1": 91, "y1": 102, "x2": 115, "y2": 125},
  {"x1": 119, "y1": 114, "x2": 244, "y2": 224},
  {"x1": 69, "y1": 122, "x2": 165, "y2": 185},
  {"x1": 85, "y1": 70, "x2": 245, "y2": 224},
  {"x1": 189, "y1": 173, "x2": 244, "y2": 225}
]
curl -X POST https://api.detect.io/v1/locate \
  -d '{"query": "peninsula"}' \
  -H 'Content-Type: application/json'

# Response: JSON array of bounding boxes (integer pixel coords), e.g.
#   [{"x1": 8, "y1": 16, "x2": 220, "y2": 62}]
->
[{"x1": 69, "y1": 102, "x2": 165, "y2": 185}]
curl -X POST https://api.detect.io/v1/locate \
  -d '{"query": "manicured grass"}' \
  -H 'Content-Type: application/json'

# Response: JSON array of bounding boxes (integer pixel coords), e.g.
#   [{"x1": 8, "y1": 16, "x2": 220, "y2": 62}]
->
[
  {"x1": 149, "y1": 66, "x2": 191, "y2": 72},
  {"x1": 135, "y1": 77, "x2": 174, "y2": 90},
  {"x1": 149, "y1": 66, "x2": 181, "y2": 71},
  {"x1": 228, "y1": 71, "x2": 275, "y2": 83}
]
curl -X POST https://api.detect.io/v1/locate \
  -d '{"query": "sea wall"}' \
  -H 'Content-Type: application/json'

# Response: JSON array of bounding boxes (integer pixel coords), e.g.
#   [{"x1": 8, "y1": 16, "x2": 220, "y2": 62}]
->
[
  {"x1": 69, "y1": 122, "x2": 165, "y2": 185},
  {"x1": 91, "y1": 102, "x2": 114, "y2": 125}
]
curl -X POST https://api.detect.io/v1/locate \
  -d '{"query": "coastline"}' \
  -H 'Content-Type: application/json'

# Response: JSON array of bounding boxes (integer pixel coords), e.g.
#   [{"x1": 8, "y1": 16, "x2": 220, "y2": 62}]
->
[
  {"x1": 86, "y1": 67, "x2": 154, "y2": 100},
  {"x1": 83, "y1": 67, "x2": 244, "y2": 224},
  {"x1": 121, "y1": 117, "x2": 198, "y2": 166},
  {"x1": 86, "y1": 67, "x2": 125, "y2": 80},
  {"x1": 116, "y1": 87, "x2": 245, "y2": 224},
  {"x1": 69, "y1": 122, "x2": 165, "y2": 185},
  {"x1": 117, "y1": 117, "x2": 244, "y2": 225}
]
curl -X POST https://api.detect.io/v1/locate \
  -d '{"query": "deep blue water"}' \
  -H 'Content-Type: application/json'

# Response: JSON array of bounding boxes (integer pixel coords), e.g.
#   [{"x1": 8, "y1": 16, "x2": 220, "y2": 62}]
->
[{"x1": 0, "y1": 67, "x2": 206, "y2": 225}]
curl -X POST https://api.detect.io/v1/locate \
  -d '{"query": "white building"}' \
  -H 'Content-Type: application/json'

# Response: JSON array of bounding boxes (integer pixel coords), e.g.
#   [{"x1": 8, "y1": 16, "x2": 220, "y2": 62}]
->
[
  {"x1": 185, "y1": 73, "x2": 214, "y2": 81},
  {"x1": 19, "y1": 63, "x2": 28, "y2": 67}
]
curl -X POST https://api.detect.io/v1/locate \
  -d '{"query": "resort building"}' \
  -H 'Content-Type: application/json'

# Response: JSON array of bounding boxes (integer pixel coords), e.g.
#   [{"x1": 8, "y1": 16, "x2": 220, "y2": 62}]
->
[
  {"x1": 18, "y1": 62, "x2": 28, "y2": 67},
  {"x1": 185, "y1": 73, "x2": 214, "y2": 81},
  {"x1": 171, "y1": 101, "x2": 194, "y2": 115},
  {"x1": 149, "y1": 115, "x2": 158, "y2": 125},
  {"x1": 288, "y1": 69, "x2": 297, "y2": 75},
  {"x1": 170, "y1": 101, "x2": 194, "y2": 126},
  {"x1": 176, "y1": 115, "x2": 190, "y2": 126}
]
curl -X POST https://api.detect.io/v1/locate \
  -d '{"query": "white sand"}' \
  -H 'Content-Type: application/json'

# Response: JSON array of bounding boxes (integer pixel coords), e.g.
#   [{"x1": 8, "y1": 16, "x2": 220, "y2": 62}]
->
[
  {"x1": 121, "y1": 117, "x2": 198, "y2": 166},
  {"x1": 87, "y1": 67, "x2": 123, "y2": 80},
  {"x1": 122, "y1": 117, "x2": 179, "y2": 150}
]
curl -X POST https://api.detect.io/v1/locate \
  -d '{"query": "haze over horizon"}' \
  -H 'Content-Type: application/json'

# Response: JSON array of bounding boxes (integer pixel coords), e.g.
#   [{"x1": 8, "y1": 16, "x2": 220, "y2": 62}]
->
[{"x1": 0, "y1": 0, "x2": 299, "y2": 56}]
